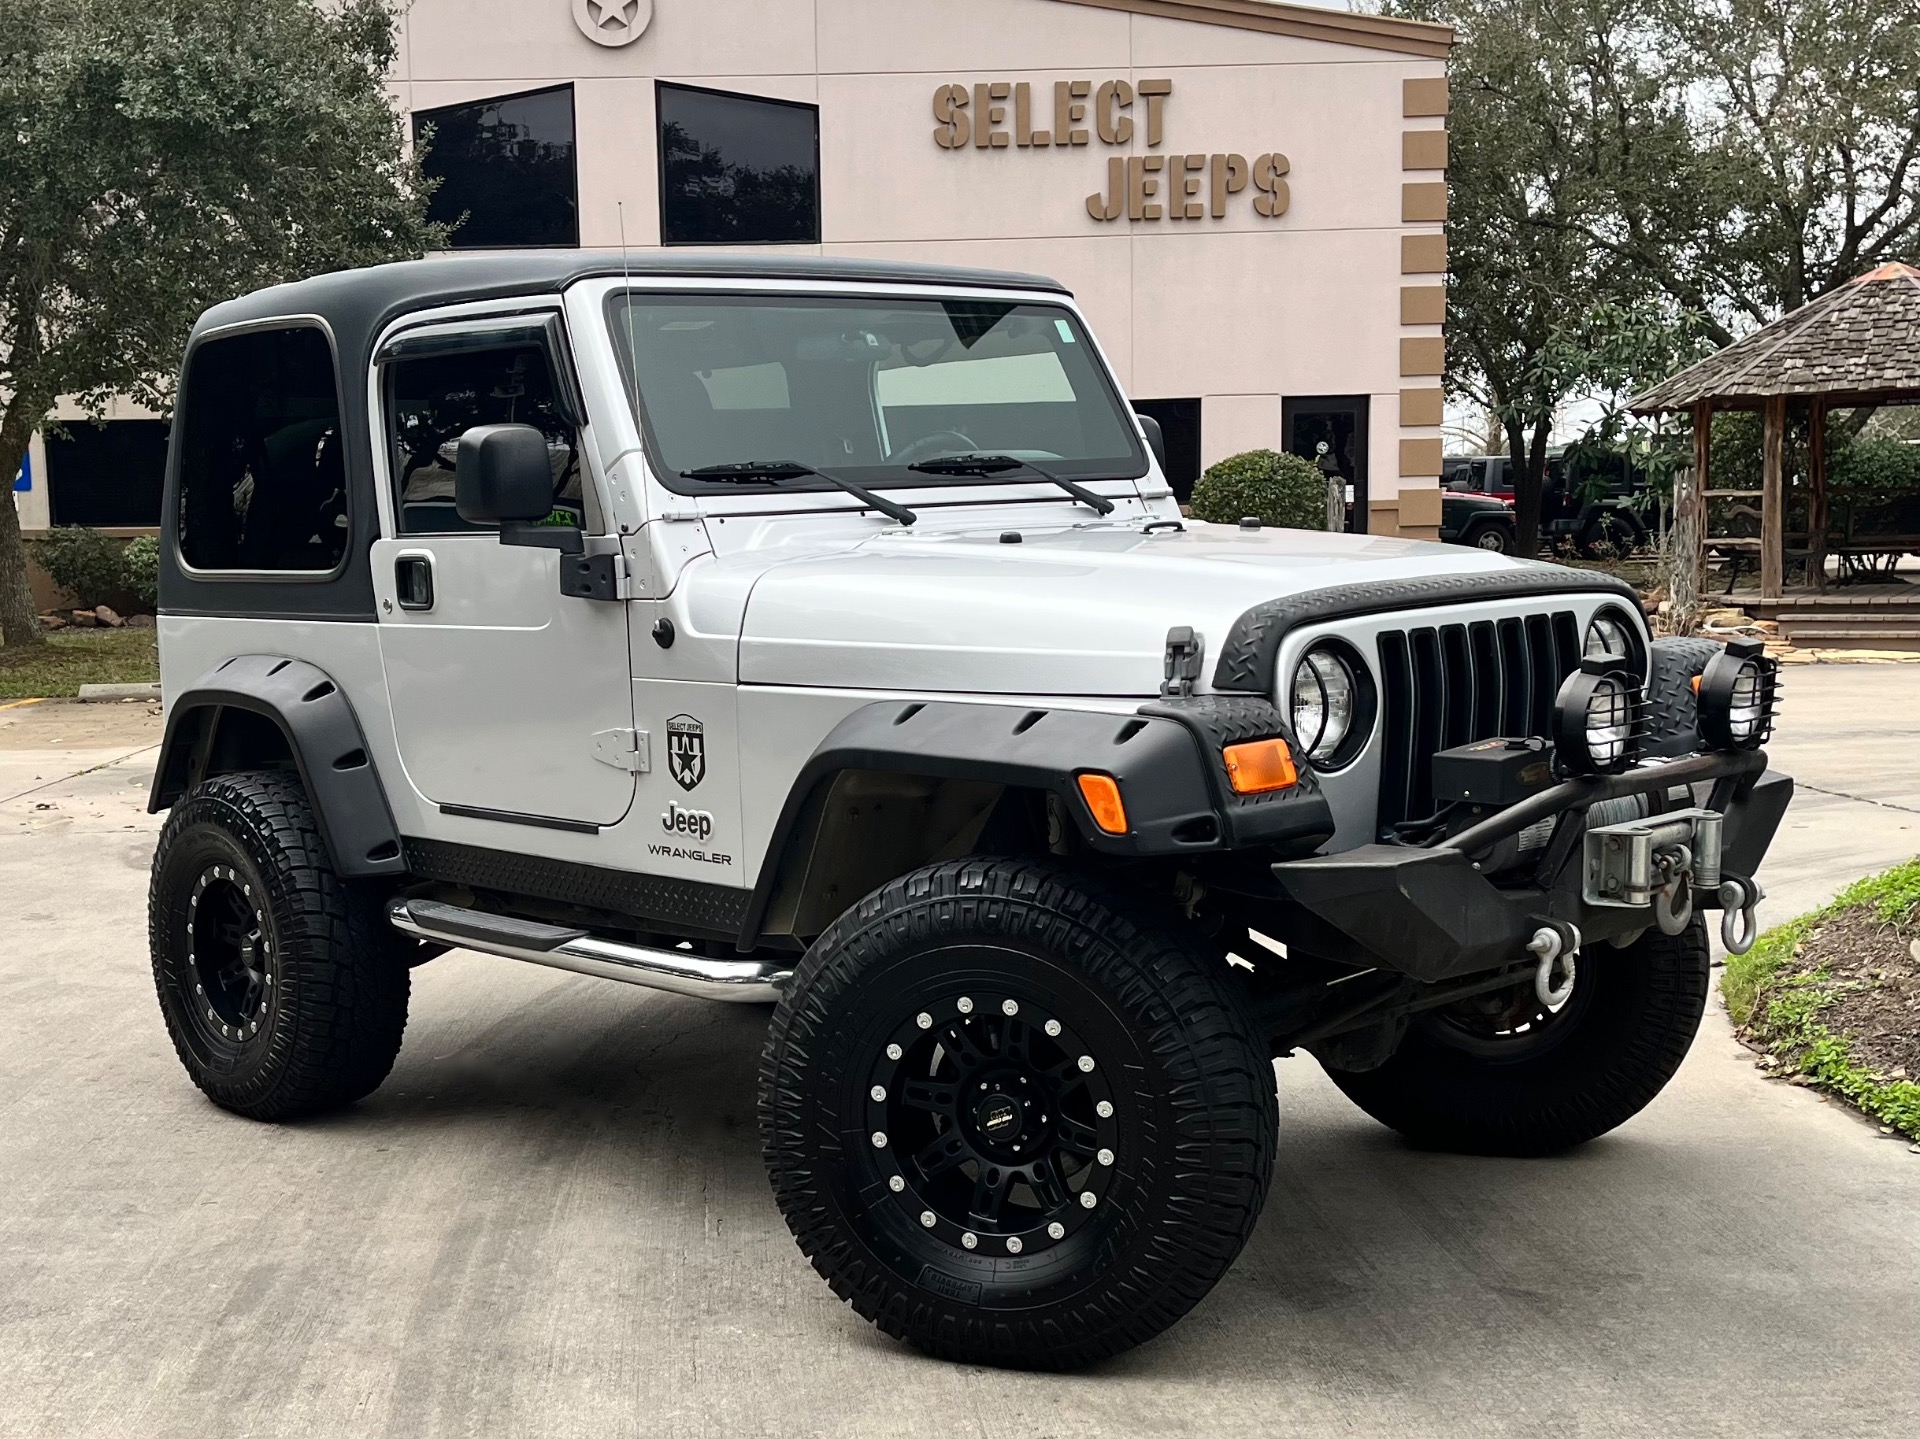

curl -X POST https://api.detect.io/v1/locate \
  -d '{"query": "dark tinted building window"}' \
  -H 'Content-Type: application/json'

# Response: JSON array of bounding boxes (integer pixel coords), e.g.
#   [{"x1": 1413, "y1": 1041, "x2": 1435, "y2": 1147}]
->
[
  {"x1": 658, "y1": 83, "x2": 819, "y2": 245},
  {"x1": 415, "y1": 85, "x2": 579, "y2": 248},
  {"x1": 386, "y1": 345, "x2": 582, "y2": 535},
  {"x1": 175, "y1": 327, "x2": 348, "y2": 572},
  {"x1": 46, "y1": 419, "x2": 169, "y2": 526},
  {"x1": 1132, "y1": 398, "x2": 1201, "y2": 503}
]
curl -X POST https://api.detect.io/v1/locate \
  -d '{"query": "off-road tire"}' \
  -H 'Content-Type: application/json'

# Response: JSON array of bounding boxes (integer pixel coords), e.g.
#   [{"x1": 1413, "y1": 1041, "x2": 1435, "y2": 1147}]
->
[
  {"x1": 759, "y1": 858, "x2": 1276, "y2": 1369},
  {"x1": 1578, "y1": 508, "x2": 1643, "y2": 557},
  {"x1": 1461, "y1": 520, "x2": 1513, "y2": 554},
  {"x1": 149, "y1": 771, "x2": 410, "y2": 1120},
  {"x1": 1326, "y1": 918, "x2": 1709, "y2": 1155}
]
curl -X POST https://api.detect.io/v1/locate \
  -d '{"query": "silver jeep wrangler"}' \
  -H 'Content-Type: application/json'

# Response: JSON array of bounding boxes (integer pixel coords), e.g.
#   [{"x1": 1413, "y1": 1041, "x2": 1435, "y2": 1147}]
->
[{"x1": 147, "y1": 252, "x2": 1790, "y2": 1369}]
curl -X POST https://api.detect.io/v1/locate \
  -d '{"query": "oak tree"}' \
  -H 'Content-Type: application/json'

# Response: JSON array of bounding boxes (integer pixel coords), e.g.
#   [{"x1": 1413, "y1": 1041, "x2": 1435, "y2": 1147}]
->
[{"x1": 0, "y1": 0, "x2": 443, "y2": 648}]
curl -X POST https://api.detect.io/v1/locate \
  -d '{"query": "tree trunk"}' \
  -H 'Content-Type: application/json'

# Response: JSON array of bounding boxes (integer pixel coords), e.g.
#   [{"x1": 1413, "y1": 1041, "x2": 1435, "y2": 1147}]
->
[
  {"x1": 1507, "y1": 419, "x2": 1539, "y2": 558},
  {"x1": 0, "y1": 402, "x2": 46, "y2": 650},
  {"x1": 1507, "y1": 413, "x2": 1553, "y2": 559},
  {"x1": 1665, "y1": 402, "x2": 1711, "y2": 636}
]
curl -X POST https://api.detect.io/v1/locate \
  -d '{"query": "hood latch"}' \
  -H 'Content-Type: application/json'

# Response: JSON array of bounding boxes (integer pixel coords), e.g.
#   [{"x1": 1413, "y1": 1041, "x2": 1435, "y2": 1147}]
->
[{"x1": 1161, "y1": 626, "x2": 1206, "y2": 698}]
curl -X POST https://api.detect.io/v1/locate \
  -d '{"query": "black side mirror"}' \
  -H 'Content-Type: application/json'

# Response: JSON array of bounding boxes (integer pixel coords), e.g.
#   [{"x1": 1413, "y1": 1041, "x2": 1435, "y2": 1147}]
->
[
  {"x1": 1136, "y1": 412, "x2": 1169, "y2": 476},
  {"x1": 455, "y1": 423, "x2": 580, "y2": 553}
]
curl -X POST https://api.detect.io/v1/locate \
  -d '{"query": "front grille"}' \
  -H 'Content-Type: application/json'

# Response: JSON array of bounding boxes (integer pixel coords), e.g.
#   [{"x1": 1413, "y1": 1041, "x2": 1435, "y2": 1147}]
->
[{"x1": 1375, "y1": 610, "x2": 1581, "y2": 832}]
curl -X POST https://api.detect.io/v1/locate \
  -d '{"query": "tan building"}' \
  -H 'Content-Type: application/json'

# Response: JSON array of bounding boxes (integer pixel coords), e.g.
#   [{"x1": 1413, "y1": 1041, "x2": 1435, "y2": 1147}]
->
[{"x1": 14, "y1": 0, "x2": 1451, "y2": 564}]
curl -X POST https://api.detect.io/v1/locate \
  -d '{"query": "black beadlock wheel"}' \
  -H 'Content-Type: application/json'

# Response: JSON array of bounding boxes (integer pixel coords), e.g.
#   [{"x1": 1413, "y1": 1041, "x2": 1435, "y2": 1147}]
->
[
  {"x1": 149, "y1": 771, "x2": 410, "y2": 1120},
  {"x1": 1324, "y1": 918, "x2": 1710, "y2": 1156},
  {"x1": 759, "y1": 859, "x2": 1275, "y2": 1370}
]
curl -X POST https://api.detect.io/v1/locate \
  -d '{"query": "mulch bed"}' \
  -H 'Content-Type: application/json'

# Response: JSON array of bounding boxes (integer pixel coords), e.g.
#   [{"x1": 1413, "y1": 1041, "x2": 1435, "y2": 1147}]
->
[
  {"x1": 1779, "y1": 906, "x2": 1920, "y2": 1082},
  {"x1": 1731, "y1": 881, "x2": 1920, "y2": 1140}
]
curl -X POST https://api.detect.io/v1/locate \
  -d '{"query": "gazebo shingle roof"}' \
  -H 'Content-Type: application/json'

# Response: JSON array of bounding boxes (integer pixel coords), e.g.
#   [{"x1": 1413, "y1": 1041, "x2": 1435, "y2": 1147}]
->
[{"x1": 1629, "y1": 262, "x2": 1920, "y2": 412}]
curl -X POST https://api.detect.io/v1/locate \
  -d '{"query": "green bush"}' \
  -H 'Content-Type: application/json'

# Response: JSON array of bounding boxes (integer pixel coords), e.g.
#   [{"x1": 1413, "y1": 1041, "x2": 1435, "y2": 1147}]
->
[
  {"x1": 123, "y1": 535, "x2": 160, "y2": 611},
  {"x1": 34, "y1": 527, "x2": 127, "y2": 609},
  {"x1": 1190, "y1": 449, "x2": 1329, "y2": 530},
  {"x1": 1829, "y1": 436, "x2": 1920, "y2": 494}
]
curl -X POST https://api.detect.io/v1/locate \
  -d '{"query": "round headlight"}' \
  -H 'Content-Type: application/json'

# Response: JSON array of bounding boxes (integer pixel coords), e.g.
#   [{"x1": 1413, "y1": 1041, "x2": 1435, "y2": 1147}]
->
[
  {"x1": 1290, "y1": 647, "x2": 1356, "y2": 763},
  {"x1": 1697, "y1": 640, "x2": 1777, "y2": 750},
  {"x1": 1552, "y1": 663, "x2": 1643, "y2": 775},
  {"x1": 1584, "y1": 612, "x2": 1634, "y2": 663}
]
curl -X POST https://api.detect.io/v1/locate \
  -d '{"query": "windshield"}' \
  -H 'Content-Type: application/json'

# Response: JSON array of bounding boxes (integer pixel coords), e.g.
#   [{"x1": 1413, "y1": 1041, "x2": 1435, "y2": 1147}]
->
[{"x1": 607, "y1": 293, "x2": 1146, "y2": 494}]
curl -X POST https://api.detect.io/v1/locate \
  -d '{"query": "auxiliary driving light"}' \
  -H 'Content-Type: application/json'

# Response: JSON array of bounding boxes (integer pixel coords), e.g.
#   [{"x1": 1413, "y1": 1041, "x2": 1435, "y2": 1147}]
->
[
  {"x1": 1696, "y1": 638, "x2": 1779, "y2": 751},
  {"x1": 1551, "y1": 659, "x2": 1644, "y2": 776}
]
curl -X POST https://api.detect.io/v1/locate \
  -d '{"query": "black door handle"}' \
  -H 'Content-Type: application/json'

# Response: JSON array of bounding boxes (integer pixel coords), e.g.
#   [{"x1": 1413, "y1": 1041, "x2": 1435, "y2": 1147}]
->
[{"x1": 395, "y1": 555, "x2": 434, "y2": 611}]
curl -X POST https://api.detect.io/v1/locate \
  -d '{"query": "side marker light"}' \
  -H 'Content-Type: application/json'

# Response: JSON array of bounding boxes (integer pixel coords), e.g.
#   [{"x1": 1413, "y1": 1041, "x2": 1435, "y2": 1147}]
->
[
  {"x1": 1076, "y1": 773, "x2": 1129, "y2": 834},
  {"x1": 1222, "y1": 738, "x2": 1298, "y2": 794}
]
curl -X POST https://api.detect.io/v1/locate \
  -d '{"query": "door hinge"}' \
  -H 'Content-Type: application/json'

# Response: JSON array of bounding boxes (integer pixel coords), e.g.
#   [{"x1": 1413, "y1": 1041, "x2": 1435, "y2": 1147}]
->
[
  {"x1": 592, "y1": 728, "x2": 651, "y2": 774},
  {"x1": 561, "y1": 552, "x2": 628, "y2": 602}
]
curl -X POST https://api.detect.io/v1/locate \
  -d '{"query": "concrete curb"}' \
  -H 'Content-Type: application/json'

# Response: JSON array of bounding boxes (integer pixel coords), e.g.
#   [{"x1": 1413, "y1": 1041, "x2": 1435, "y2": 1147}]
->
[
  {"x1": 1775, "y1": 649, "x2": 1920, "y2": 664},
  {"x1": 74, "y1": 683, "x2": 163, "y2": 702}
]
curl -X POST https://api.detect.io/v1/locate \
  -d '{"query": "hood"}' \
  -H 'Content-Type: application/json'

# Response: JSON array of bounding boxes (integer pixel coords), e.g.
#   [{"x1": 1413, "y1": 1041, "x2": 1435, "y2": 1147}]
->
[{"x1": 734, "y1": 518, "x2": 1551, "y2": 696}]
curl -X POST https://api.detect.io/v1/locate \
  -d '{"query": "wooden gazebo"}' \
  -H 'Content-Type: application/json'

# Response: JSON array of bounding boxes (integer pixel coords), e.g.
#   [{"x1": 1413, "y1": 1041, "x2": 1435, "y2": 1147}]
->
[{"x1": 1629, "y1": 261, "x2": 1920, "y2": 608}]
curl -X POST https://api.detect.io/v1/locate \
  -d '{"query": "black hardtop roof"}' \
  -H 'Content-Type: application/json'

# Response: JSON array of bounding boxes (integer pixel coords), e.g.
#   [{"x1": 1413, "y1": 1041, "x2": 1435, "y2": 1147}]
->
[{"x1": 193, "y1": 250, "x2": 1070, "y2": 351}]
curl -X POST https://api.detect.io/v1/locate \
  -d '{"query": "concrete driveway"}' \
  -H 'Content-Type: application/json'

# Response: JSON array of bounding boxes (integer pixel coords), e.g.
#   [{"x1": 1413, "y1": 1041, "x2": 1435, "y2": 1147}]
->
[{"x1": 1, "y1": 671, "x2": 1916, "y2": 1439}]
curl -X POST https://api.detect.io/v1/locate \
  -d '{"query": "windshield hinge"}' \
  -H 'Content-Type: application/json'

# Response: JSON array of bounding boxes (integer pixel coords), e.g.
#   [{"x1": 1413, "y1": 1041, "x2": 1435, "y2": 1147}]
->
[
  {"x1": 1161, "y1": 626, "x2": 1205, "y2": 698},
  {"x1": 592, "y1": 728, "x2": 651, "y2": 774}
]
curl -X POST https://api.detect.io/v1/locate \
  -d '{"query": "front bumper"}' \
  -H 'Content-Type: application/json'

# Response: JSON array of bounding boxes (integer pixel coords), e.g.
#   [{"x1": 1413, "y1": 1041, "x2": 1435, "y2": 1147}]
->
[{"x1": 1267, "y1": 749, "x2": 1791, "y2": 983}]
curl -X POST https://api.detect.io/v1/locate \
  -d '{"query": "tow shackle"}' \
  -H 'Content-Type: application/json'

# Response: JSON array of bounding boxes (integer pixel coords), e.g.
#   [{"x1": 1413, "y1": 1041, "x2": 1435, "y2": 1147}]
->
[
  {"x1": 1717, "y1": 876, "x2": 1765, "y2": 956},
  {"x1": 1526, "y1": 919, "x2": 1582, "y2": 1008}
]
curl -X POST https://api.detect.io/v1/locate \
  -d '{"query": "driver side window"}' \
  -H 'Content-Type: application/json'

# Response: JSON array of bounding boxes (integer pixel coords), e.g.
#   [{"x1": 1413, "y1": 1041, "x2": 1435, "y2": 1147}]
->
[{"x1": 385, "y1": 342, "x2": 581, "y2": 535}]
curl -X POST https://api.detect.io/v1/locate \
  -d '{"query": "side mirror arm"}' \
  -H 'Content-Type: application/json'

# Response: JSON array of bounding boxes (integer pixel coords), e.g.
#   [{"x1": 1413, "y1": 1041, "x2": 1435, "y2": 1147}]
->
[{"x1": 499, "y1": 520, "x2": 585, "y2": 555}]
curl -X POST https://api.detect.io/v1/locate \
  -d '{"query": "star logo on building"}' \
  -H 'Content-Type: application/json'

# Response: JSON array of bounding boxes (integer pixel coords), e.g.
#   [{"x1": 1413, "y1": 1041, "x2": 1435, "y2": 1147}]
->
[{"x1": 571, "y1": 0, "x2": 652, "y2": 47}]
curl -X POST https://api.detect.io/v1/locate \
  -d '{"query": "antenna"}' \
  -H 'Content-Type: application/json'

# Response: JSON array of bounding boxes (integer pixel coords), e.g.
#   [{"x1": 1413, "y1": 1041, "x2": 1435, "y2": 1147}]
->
[{"x1": 617, "y1": 201, "x2": 642, "y2": 422}]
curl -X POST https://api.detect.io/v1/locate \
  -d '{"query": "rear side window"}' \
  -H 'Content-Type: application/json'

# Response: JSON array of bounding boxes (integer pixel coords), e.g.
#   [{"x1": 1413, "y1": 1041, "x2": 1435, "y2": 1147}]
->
[{"x1": 175, "y1": 326, "x2": 347, "y2": 572}]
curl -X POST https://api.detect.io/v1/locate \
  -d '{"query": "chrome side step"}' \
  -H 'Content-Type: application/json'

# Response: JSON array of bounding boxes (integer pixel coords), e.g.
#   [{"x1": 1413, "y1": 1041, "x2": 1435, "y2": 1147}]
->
[{"x1": 389, "y1": 897, "x2": 789, "y2": 1004}]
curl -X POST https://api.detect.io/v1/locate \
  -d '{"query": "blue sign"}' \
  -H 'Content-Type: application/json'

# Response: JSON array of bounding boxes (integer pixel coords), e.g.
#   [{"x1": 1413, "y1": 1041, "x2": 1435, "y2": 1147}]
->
[{"x1": 11, "y1": 452, "x2": 28, "y2": 492}]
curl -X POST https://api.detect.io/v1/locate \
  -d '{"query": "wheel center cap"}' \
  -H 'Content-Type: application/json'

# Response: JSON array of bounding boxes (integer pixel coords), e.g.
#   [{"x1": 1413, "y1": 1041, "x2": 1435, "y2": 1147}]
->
[{"x1": 977, "y1": 1094, "x2": 1022, "y2": 1141}]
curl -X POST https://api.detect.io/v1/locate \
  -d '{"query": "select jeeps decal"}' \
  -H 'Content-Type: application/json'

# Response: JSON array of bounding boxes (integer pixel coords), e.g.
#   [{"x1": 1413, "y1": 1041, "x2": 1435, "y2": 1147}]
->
[
  {"x1": 667, "y1": 713, "x2": 705, "y2": 791},
  {"x1": 652, "y1": 801, "x2": 733, "y2": 867}
]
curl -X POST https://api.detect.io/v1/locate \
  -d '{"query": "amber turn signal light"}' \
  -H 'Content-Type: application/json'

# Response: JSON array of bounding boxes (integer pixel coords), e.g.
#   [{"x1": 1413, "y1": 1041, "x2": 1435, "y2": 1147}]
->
[
  {"x1": 1075, "y1": 772, "x2": 1129, "y2": 835},
  {"x1": 1222, "y1": 738, "x2": 1298, "y2": 794}
]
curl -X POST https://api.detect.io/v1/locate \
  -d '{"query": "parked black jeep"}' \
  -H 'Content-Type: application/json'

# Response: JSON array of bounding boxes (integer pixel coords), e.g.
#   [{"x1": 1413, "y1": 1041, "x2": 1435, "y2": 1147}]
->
[
  {"x1": 1440, "y1": 491, "x2": 1517, "y2": 553},
  {"x1": 1444, "y1": 453, "x2": 1647, "y2": 555}
]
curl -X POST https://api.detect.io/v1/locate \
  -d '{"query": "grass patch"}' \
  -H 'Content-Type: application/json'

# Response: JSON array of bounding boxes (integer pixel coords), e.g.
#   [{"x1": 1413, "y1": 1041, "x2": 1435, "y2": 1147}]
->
[
  {"x1": 0, "y1": 629, "x2": 159, "y2": 699},
  {"x1": 1723, "y1": 858, "x2": 1920, "y2": 1141}
]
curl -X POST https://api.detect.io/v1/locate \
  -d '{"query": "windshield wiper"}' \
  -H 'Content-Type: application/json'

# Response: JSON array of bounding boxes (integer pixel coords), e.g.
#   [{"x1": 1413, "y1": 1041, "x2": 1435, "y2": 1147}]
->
[
  {"x1": 679, "y1": 459, "x2": 916, "y2": 527},
  {"x1": 906, "y1": 453, "x2": 1115, "y2": 516}
]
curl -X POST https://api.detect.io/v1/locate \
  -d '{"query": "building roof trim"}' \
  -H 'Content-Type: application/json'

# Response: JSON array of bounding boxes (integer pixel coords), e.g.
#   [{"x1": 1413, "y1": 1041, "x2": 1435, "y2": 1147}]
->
[{"x1": 1045, "y1": 0, "x2": 1454, "y2": 58}]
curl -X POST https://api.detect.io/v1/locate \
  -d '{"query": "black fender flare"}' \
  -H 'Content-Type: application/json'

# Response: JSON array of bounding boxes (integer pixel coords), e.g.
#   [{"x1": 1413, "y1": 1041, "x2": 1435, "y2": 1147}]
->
[
  {"x1": 147, "y1": 655, "x2": 404, "y2": 878},
  {"x1": 736, "y1": 697, "x2": 1334, "y2": 950}
]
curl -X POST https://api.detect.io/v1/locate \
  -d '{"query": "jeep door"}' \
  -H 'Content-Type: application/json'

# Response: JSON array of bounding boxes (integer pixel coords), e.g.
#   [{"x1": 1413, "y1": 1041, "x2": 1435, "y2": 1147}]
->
[{"x1": 369, "y1": 310, "x2": 637, "y2": 829}]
